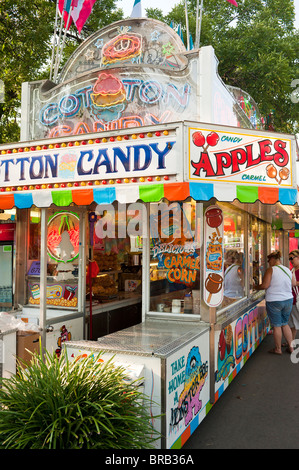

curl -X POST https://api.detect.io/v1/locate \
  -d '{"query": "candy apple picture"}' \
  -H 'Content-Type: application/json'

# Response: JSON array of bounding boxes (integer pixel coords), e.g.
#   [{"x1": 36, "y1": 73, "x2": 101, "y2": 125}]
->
[
  {"x1": 206, "y1": 132, "x2": 219, "y2": 147},
  {"x1": 219, "y1": 330, "x2": 226, "y2": 361},
  {"x1": 192, "y1": 131, "x2": 205, "y2": 147}
]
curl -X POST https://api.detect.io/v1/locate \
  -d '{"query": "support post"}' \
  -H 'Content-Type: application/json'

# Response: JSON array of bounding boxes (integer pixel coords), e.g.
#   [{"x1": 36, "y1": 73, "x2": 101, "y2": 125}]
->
[{"x1": 40, "y1": 208, "x2": 47, "y2": 357}]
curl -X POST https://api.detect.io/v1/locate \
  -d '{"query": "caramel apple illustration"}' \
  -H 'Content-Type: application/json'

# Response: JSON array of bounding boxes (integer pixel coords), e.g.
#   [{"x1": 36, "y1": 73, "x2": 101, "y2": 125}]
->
[
  {"x1": 266, "y1": 164, "x2": 278, "y2": 183},
  {"x1": 278, "y1": 167, "x2": 289, "y2": 184},
  {"x1": 205, "y1": 207, "x2": 223, "y2": 236},
  {"x1": 205, "y1": 273, "x2": 223, "y2": 303}
]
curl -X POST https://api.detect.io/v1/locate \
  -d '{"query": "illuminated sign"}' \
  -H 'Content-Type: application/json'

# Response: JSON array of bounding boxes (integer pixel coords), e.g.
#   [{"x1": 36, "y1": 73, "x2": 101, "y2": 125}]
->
[
  {"x1": 0, "y1": 136, "x2": 177, "y2": 187},
  {"x1": 37, "y1": 74, "x2": 193, "y2": 139},
  {"x1": 28, "y1": 282, "x2": 78, "y2": 307},
  {"x1": 47, "y1": 211, "x2": 79, "y2": 263},
  {"x1": 25, "y1": 20, "x2": 197, "y2": 140},
  {"x1": 23, "y1": 19, "x2": 263, "y2": 143}
]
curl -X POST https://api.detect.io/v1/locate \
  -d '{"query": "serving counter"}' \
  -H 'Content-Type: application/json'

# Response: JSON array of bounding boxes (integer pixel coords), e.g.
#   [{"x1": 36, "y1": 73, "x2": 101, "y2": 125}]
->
[
  {"x1": 65, "y1": 319, "x2": 210, "y2": 449},
  {"x1": 88, "y1": 292, "x2": 142, "y2": 338},
  {"x1": 65, "y1": 290, "x2": 269, "y2": 449}
]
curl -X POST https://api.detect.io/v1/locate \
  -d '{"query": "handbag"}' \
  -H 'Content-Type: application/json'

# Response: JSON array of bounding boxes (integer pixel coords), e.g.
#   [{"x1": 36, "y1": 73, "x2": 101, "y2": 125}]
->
[
  {"x1": 291, "y1": 268, "x2": 299, "y2": 311},
  {"x1": 294, "y1": 286, "x2": 299, "y2": 311}
]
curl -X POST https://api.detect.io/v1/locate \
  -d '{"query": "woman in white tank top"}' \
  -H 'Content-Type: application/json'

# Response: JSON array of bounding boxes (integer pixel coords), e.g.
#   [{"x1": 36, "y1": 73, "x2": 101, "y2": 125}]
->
[{"x1": 255, "y1": 250, "x2": 294, "y2": 355}]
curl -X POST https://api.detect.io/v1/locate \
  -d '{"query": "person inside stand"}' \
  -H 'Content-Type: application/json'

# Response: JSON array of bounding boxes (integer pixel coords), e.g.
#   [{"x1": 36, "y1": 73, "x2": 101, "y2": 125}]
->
[
  {"x1": 223, "y1": 250, "x2": 244, "y2": 306},
  {"x1": 255, "y1": 250, "x2": 294, "y2": 355},
  {"x1": 288, "y1": 250, "x2": 299, "y2": 343},
  {"x1": 252, "y1": 260, "x2": 262, "y2": 286}
]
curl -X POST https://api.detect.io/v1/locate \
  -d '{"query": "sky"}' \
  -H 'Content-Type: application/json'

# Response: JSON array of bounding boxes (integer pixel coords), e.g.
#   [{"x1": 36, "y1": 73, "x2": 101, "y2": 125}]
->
[{"x1": 119, "y1": 0, "x2": 299, "y2": 27}]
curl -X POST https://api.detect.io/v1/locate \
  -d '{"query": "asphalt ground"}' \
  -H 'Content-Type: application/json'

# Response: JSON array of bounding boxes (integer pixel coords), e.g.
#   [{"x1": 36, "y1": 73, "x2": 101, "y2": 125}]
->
[{"x1": 182, "y1": 332, "x2": 299, "y2": 449}]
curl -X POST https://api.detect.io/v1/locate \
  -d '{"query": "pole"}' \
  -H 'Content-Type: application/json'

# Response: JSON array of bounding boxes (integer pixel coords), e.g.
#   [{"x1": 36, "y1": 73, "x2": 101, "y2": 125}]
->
[
  {"x1": 195, "y1": 0, "x2": 199, "y2": 47},
  {"x1": 88, "y1": 212, "x2": 96, "y2": 340},
  {"x1": 53, "y1": 8, "x2": 65, "y2": 82},
  {"x1": 50, "y1": 0, "x2": 59, "y2": 81},
  {"x1": 184, "y1": 0, "x2": 190, "y2": 50},
  {"x1": 53, "y1": 9, "x2": 73, "y2": 82},
  {"x1": 88, "y1": 247, "x2": 93, "y2": 340},
  {"x1": 195, "y1": 0, "x2": 204, "y2": 49},
  {"x1": 40, "y1": 208, "x2": 47, "y2": 358}
]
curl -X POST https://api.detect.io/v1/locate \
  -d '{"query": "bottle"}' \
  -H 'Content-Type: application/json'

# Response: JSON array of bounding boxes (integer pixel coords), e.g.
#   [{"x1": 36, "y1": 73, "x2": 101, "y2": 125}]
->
[{"x1": 184, "y1": 292, "x2": 193, "y2": 314}]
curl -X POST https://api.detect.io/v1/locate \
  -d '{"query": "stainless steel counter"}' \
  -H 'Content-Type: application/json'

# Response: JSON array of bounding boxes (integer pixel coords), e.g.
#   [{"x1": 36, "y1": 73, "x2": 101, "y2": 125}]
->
[
  {"x1": 88, "y1": 292, "x2": 141, "y2": 314},
  {"x1": 66, "y1": 319, "x2": 209, "y2": 358},
  {"x1": 215, "y1": 292, "x2": 265, "y2": 329}
]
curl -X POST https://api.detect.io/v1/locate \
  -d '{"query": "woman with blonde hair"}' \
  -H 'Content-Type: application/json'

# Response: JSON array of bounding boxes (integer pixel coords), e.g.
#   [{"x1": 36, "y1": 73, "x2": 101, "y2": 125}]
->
[
  {"x1": 255, "y1": 250, "x2": 294, "y2": 355},
  {"x1": 288, "y1": 249, "x2": 299, "y2": 342},
  {"x1": 223, "y1": 250, "x2": 244, "y2": 303}
]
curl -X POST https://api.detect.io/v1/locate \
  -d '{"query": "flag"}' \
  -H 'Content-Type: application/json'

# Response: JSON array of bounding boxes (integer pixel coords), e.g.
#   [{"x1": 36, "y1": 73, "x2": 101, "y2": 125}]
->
[
  {"x1": 58, "y1": 0, "x2": 73, "y2": 28},
  {"x1": 58, "y1": 0, "x2": 97, "y2": 33},
  {"x1": 71, "y1": 0, "x2": 97, "y2": 33},
  {"x1": 131, "y1": 0, "x2": 142, "y2": 18},
  {"x1": 177, "y1": 24, "x2": 184, "y2": 42},
  {"x1": 59, "y1": 0, "x2": 72, "y2": 13},
  {"x1": 189, "y1": 33, "x2": 194, "y2": 50},
  {"x1": 226, "y1": 0, "x2": 238, "y2": 6}
]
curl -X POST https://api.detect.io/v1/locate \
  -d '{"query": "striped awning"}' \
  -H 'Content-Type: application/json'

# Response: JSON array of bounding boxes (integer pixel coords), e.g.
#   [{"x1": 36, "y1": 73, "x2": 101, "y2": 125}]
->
[{"x1": 0, "y1": 182, "x2": 297, "y2": 209}]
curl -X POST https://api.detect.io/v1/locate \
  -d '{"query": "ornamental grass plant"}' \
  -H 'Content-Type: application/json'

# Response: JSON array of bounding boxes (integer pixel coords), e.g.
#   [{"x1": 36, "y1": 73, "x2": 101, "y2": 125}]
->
[{"x1": 0, "y1": 349, "x2": 159, "y2": 449}]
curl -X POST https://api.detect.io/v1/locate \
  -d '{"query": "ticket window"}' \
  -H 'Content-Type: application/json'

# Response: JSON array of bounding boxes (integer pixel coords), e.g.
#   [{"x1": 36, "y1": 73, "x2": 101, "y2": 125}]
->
[
  {"x1": 0, "y1": 213, "x2": 16, "y2": 309},
  {"x1": 250, "y1": 216, "x2": 267, "y2": 291},
  {"x1": 216, "y1": 204, "x2": 247, "y2": 310},
  {"x1": 89, "y1": 202, "x2": 140, "y2": 301},
  {"x1": 149, "y1": 199, "x2": 201, "y2": 315},
  {"x1": 26, "y1": 208, "x2": 80, "y2": 309}
]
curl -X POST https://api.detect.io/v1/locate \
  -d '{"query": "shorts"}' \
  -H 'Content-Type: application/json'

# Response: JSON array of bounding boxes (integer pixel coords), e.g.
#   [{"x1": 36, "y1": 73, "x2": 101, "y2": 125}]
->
[
  {"x1": 289, "y1": 305, "x2": 299, "y2": 330},
  {"x1": 266, "y1": 299, "x2": 293, "y2": 327}
]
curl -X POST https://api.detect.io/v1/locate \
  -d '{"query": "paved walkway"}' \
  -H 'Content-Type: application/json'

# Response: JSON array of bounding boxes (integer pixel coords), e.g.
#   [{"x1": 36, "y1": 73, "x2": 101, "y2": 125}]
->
[{"x1": 183, "y1": 333, "x2": 299, "y2": 449}]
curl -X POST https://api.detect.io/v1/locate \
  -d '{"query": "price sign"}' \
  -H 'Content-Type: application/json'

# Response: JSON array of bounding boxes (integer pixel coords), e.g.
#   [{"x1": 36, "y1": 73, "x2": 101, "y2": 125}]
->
[{"x1": 27, "y1": 261, "x2": 40, "y2": 276}]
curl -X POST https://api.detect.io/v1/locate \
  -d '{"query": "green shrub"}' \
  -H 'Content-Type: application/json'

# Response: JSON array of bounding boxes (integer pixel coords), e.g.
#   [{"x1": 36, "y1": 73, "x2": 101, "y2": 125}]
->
[{"x1": 0, "y1": 349, "x2": 159, "y2": 449}]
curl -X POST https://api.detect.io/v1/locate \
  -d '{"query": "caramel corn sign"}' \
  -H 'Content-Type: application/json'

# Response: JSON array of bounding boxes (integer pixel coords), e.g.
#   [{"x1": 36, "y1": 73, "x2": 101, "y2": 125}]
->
[{"x1": 188, "y1": 127, "x2": 293, "y2": 186}]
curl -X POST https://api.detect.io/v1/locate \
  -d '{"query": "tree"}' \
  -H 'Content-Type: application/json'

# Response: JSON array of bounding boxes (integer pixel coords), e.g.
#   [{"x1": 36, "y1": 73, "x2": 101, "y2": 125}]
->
[
  {"x1": 0, "y1": 0, "x2": 123, "y2": 144},
  {"x1": 147, "y1": 0, "x2": 299, "y2": 134}
]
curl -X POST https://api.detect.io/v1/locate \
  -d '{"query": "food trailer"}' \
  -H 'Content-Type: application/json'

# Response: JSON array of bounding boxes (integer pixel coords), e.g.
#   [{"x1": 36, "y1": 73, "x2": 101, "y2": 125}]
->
[{"x1": 0, "y1": 17, "x2": 298, "y2": 448}]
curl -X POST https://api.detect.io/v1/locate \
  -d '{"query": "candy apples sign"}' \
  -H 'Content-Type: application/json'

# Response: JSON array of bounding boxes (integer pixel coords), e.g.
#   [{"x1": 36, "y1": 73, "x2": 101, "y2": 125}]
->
[{"x1": 188, "y1": 126, "x2": 293, "y2": 186}]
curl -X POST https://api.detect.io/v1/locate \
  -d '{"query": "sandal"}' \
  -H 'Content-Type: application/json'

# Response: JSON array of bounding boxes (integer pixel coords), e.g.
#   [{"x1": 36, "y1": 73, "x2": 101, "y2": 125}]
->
[
  {"x1": 285, "y1": 347, "x2": 294, "y2": 354},
  {"x1": 268, "y1": 348, "x2": 282, "y2": 355}
]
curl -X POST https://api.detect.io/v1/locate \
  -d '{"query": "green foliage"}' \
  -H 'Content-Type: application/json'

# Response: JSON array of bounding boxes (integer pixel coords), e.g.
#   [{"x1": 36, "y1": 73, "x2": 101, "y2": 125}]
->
[
  {"x1": 148, "y1": 0, "x2": 299, "y2": 134},
  {"x1": 0, "y1": 349, "x2": 159, "y2": 449},
  {"x1": 0, "y1": 0, "x2": 297, "y2": 143},
  {"x1": 0, "y1": 0, "x2": 56, "y2": 142},
  {"x1": 0, "y1": 0, "x2": 123, "y2": 144}
]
